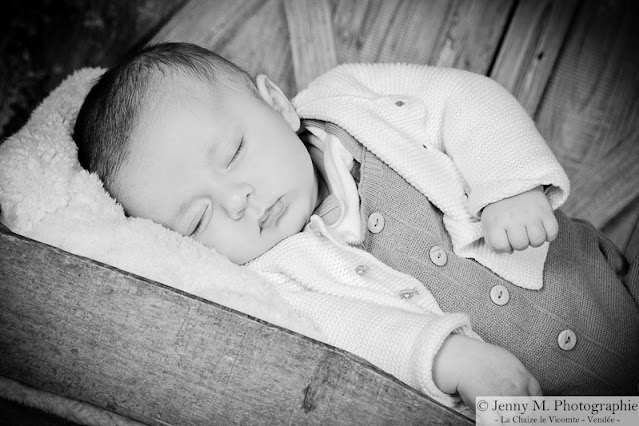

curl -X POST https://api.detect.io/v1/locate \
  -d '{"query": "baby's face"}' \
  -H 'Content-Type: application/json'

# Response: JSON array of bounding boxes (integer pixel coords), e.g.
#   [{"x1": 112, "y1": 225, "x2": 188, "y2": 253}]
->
[{"x1": 114, "y1": 74, "x2": 318, "y2": 264}]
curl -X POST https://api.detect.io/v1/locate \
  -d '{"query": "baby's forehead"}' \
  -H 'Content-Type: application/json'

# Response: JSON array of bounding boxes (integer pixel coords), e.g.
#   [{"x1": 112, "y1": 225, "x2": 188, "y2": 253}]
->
[
  {"x1": 138, "y1": 72, "x2": 216, "y2": 119},
  {"x1": 148, "y1": 70, "x2": 211, "y2": 101},
  {"x1": 131, "y1": 71, "x2": 233, "y2": 147}
]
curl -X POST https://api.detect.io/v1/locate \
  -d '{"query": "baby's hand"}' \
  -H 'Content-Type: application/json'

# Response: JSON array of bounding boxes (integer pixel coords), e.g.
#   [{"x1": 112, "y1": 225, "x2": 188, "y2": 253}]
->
[
  {"x1": 481, "y1": 186, "x2": 558, "y2": 253},
  {"x1": 433, "y1": 334, "x2": 542, "y2": 411}
]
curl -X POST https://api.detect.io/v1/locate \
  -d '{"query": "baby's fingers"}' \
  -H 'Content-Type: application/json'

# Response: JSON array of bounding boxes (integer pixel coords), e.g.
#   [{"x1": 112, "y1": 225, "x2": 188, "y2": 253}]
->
[
  {"x1": 542, "y1": 213, "x2": 559, "y2": 242},
  {"x1": 506, "y1": 225, "x2": 530, "y2": 252},
  {"x1": 526, "y1": 220, "x2": 547, "y2": 248},
  {"x1": 485, "y1": 227, "x2": 512, "y2": 253}
]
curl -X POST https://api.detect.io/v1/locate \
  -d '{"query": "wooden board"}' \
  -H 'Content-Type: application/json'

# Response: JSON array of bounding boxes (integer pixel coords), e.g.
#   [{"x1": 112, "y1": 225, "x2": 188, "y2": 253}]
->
[
  {"x1": 330, "y1": 0, "x2": 512, "y2": 74},
  {"x1": 534, "y1": 0, "x2": 639, "y2": 231},
  {"x1": 152, "y1": 0, "x2": 298, "y2": 97},
  {"x1": 490, "y1": 0, "x2": 579, "y2": 116},
  {"x1": 284, "y1": 0, "x2": 338, "y2": 91},
  {"x1": 0, "y1": 224, "x2": 472, "y2": 426},
  {"x1": 602, "y1": 201, "x2": 639, "y2": 261}
]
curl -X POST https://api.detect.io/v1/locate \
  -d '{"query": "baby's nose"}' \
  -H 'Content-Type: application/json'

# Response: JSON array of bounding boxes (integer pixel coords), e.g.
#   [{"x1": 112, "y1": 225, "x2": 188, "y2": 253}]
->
[{"x1": 222, "y1": 183, "x2": 253, "y2": 220}]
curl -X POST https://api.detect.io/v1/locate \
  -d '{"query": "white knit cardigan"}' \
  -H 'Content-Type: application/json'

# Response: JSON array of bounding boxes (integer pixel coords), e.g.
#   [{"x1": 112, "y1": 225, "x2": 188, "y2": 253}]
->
[
  {"x1": 292, "y1": 63, "x2": 570, "y2": 291},
  {"x1": 248, "y1": 63, "x2": 569, "y2": 407}
]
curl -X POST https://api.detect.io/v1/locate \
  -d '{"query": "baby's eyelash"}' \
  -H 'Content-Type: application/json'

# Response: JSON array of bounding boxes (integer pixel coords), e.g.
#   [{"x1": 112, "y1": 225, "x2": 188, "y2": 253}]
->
[
  {"x1": 190, "y1": 205, "x2": 209, "y2": 236},
  {"x1": 228, "y1": 138, "x2": 245, "y2": 166}
]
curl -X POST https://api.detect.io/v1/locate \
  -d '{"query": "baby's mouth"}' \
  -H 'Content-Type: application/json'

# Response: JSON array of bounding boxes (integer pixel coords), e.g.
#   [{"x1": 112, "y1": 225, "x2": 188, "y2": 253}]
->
[{"x1": 259, "y1": 197, "x2": 286, "y2": 231}]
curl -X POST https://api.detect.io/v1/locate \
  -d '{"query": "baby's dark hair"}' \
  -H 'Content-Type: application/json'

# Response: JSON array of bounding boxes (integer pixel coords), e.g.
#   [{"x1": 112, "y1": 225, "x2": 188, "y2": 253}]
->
[{"x1": 73, "y1": 42, "x2": 257, "y2": 193}]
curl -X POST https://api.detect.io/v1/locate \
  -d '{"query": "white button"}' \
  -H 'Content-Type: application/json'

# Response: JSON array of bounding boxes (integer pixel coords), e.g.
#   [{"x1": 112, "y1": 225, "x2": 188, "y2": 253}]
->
[
  {"x1": 557, "y1": 329, "x2": 577, "y2": 351},
  {"x1": 399, "y1": 288, "x2": 419, "y2": 299},
  {"x1": 355, "y1": 265, "x2": 368, "y2": 275},
  {"x1": 429, "y1": 246, "x2": 447, "y2": 266},
  {"x1": 367, "y1": 212, "x2": 385, "y2": 233},
  {"x1": 490, "y1": 285, "x2": 510, "y2": 306}
]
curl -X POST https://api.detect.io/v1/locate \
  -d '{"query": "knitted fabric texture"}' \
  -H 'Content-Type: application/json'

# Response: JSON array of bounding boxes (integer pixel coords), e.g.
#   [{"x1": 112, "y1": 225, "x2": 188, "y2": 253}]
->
[
  {"x1": 339, "y1": 124, "x2": 639, "y2": 395},
  {"x1": 292, "y1": 63, "x2": 571, "y2": 289},
  {"x1": 248, "y1": 216, "x2": 477, "y2": 408}
]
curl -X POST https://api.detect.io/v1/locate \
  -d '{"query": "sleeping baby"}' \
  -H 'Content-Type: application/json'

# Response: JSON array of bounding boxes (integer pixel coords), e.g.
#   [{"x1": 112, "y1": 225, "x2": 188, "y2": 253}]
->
[{"x1": 73, "y1": 42, "x2": 639, "y2": 410}]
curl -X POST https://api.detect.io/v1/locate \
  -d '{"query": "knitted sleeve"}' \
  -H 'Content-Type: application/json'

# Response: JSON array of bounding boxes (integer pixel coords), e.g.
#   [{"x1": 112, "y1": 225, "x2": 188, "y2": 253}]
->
[
  {"x1": 320, "y1": 63, "x2": 570, "y2": 217},
  {"x1": 268, "y1": 280, "x2": 471, "y2": 408},
  {"x1": 432, "y1": 68, "x2": 570, "y2": 216}
]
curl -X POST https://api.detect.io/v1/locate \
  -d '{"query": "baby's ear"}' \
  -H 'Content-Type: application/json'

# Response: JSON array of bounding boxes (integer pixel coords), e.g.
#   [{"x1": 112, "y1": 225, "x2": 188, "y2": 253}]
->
[{"x1": 256, "y1": 74, "x2": 300, "y2": 131}]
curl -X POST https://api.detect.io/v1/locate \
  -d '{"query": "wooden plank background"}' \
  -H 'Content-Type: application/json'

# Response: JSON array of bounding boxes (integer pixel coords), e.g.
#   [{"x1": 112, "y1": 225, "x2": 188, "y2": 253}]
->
[{"x1": 1, "y1": 0, "x2": 639, "y2": 423}]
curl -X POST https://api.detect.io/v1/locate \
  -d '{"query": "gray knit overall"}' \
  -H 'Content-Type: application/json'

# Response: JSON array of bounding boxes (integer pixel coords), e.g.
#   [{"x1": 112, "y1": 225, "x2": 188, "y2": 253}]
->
[{"x1": 308, "y1": 120, "x2": 639, "y2": 396}]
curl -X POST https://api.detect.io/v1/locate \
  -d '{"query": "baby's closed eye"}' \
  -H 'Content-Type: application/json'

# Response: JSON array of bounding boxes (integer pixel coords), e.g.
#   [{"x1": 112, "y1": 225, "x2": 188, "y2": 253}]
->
[{"x1": 190, "y1": 204, "x2": 210, "y2": 236}]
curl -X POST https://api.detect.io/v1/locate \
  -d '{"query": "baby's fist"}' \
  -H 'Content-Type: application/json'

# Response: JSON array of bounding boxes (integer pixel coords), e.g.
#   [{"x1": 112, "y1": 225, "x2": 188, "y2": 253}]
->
[
  {"x1": 433, "y1": 335, "x2": 542, "y2": 412},
  {"x1": 481, "y1": 186, "x2": 558, "y2": 254}
]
